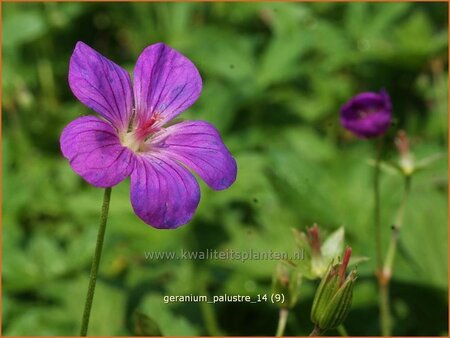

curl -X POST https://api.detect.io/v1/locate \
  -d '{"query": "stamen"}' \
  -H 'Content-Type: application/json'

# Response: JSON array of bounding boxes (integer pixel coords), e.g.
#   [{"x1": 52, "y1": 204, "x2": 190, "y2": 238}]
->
[
  {"x1": 134, "y1": 113, "x2": 162, "y2": 142},
  {"x1": 121, "y1": 112, "x2": 163, "y2": 153}
]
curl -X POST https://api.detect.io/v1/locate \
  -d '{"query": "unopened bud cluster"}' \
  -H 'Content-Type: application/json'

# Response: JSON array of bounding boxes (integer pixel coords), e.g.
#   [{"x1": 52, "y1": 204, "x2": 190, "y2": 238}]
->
[{"x1": 272, "y1": 263, "x2": 302, "y2": 309}]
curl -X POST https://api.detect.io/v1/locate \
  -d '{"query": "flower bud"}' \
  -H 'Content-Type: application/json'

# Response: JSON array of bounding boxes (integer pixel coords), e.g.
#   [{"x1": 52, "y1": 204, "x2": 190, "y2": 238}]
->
[
  {"x1": 272, "y1": 263, "x2": 302, "y2": 309},
  {"x1": 340, "y1": 90, "x2": 392, "y2": 138},
  {"x1": 311, "y1": 247, "x2": 357, "y2": 332}
]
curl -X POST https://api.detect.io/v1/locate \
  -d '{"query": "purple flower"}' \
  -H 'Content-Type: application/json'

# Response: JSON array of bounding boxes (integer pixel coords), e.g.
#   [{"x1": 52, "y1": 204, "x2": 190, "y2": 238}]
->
[
  {"x1": 60, "y1": 42, "x2": 237, "y2": 229},
  {"x1": 340, "y1": 90, "x2": 392, "y2": 138}
]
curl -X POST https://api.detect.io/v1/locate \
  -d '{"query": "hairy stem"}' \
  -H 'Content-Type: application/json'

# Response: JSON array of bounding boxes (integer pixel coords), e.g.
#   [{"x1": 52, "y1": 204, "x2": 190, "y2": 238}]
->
[
  {"x1": 383, "y1": 176, "x2": 411, "y2": 277},
  {"x1": 80, "y1": 188, "x2": 112, "y2": 336},
  {"x1": 372, "y1": 139, "x2": 390, "y2": 336},
  {"x1": 374, "y1": 139, "x2": 383, "y2": 271},
  {"x1": 199, "y1": 271, "x2": 223, "y2": 336},
  {"x1": 379, "y1": 280, "x2": 391, "y2": 337},
  {"x1": 379, "y1": 176, "x2": 411, "y2": 336}
]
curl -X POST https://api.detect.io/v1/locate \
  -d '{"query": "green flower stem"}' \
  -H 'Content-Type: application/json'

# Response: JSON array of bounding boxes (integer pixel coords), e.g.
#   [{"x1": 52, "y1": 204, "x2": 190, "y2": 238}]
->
[
  {"x1": 379, "y1": 175, "x2": 411, "y2": 336},
  {"x1": 200, "y1": 299, "x2": 222, "y2": 336},
  {"x1": 373, "y1": 139, "x2": 383, "y2": 272},
  {"x1": 379, "y1": 281, "x2": 391, "y2": 337},
  {"x1": 198, "y1": 271, "x2": 223, "y2": 336},
  {"x1": 337, "y1": 324, "x2": 349, "y2": 336},
  {"x1": 372, "y1": 139, "x2": 390, "y2": 336},
  {"x1": 275, "y1": 308, "x2": 289, "y2": 337},
  {"x1": 383, "y1": 176, "x2": 411, "y2": 277},
  {"x1": 80, "y1": 187, "x2": 112, "y2": 336}
]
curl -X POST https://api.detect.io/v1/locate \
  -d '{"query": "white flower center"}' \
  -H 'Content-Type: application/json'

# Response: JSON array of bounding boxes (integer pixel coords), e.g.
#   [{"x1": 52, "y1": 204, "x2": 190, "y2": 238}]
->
[{"x1": 121, "y1": 131, "x2": 145, "y2": 153}]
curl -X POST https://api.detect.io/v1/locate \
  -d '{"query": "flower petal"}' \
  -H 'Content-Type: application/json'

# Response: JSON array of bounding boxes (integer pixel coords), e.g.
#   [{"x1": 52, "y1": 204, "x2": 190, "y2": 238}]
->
[
  {"x1": 150, "y1": 121, "x2": 237, "y2": 190},
  {"x1": 60, "y1": 116, "x2": 135, "y2": 187},
  {"x1": 133, "y1": 43, "x2": 202, "y2": 127},
  {"x1": 69, "y1": 41, "x2": 133, "y2": 131},
  {"x1": 341, "y1": 111, "x2": 391, "y2": 138},
  {"x1": 130, "y1": 153, "x2": 200, "y2": 229}
]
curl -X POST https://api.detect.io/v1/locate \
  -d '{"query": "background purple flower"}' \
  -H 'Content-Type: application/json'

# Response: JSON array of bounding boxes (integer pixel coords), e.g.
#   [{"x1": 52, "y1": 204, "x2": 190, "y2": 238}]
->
[
  {"x1": 60, "y1": 42, "x2": 237, "y2": 229},
  {"x1": 340, "y1": 90, "x2": 392, "y2": 138}
]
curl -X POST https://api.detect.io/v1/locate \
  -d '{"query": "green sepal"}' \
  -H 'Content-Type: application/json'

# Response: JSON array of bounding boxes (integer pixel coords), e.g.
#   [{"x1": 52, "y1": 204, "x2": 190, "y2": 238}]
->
[
  {"x1": 318, "y1": 273, "x2": 355, "y2": 330},
  {"x1": 311, "y1": 262, "x2": 357, "y2": 331},
  {"x1": 311, "y1": 261, "x2": 339, "y2": 323}
]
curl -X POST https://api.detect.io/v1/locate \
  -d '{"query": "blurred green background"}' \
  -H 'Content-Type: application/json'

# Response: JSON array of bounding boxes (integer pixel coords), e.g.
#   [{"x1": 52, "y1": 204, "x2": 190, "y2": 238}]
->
[{"x1": 2, "y1": 2, "x2": 448, "y2": 336}]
